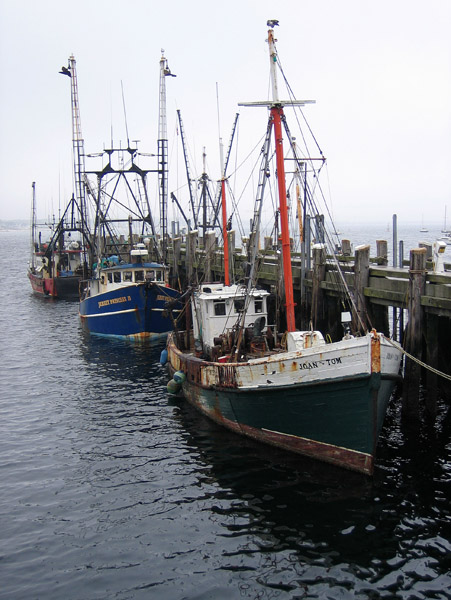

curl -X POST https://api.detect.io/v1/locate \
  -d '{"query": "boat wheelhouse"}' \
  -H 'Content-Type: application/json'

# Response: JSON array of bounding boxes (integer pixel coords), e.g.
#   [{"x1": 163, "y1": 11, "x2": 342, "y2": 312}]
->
[{"x1": 83, "y1": 257, "x2": 169, "y2": 302}]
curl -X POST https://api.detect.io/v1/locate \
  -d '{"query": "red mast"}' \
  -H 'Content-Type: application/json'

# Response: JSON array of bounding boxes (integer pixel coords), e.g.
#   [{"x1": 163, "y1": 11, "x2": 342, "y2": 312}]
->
[
  {"x1": 271, "y1": 105, "x2": 296, "y2": 331},
  {"x1": 239, "y1": 22, "x2": 315, "y2": 330},
  {"x1": 221, "y1": 177, "x2": 230, "y2": 286},
  {"x1": 218, "y1": 112, "x2": 231, "y2": 286}
]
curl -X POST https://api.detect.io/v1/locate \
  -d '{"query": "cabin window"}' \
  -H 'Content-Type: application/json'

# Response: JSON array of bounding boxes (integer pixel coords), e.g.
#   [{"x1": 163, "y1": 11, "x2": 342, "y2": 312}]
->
[
  {"x1": 135, "y1": 270, "x2": 144, "y2": 282},
  {"x1": 156, "y1": 270, "x2": 163, "y2": 282},
  {"x1": 124, "y1": 271, "x2": 133, "y2": 282},
  {"x1": 113, "y1": 272, "x2": 121, "y2": 283},
  {"x1": 146, "y1": 270, "x2": 155, "y2": 281},
  {"x1": 234, "y1": 298, "x2": 245, "y2": 313},
  {"x1": 255, "y1": 298, "x2": 263, "y2": 313},
  {"x1": 214, "y1": 300, "x2": 226, "y2": 316},
  {"x1": 108, "y1": 273, "x2": 113, "y2": 283}
]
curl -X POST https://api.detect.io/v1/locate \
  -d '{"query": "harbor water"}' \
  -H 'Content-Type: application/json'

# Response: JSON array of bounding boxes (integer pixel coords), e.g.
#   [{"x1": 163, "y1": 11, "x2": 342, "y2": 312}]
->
[{"x1": 0, "y1": 228, "x2": 450, "y2": 599}]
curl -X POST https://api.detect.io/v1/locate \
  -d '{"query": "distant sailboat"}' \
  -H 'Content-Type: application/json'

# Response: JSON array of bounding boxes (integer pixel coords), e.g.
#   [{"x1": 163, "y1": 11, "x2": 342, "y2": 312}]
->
[
  {"x1": 438, "y1": 206, "x2": 451, "y2": 245},
  {"x1": 420, "y1": 214, "x2": 428, "y2": 233},
  {"x1": 442, "y1": 206, "x2": 450, "y2": 233}
]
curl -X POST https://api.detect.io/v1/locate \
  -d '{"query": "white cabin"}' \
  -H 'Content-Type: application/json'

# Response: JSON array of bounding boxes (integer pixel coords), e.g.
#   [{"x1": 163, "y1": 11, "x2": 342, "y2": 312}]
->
[
  {"x1": 192, "y1": 283, "x2": 270, "y2": 348},
  {"x1": 84, "y1": 263, "x2": 168, "y2": 299}
]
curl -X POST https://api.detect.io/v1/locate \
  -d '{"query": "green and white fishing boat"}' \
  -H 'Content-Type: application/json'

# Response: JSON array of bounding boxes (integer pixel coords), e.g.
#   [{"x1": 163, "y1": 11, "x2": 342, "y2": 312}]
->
[{"x1": 166, "y1": 21, "x2": 402, "y2": 475}]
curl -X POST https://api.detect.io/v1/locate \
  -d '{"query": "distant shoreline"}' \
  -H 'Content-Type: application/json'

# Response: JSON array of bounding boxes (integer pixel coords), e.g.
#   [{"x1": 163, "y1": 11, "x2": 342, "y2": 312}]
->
[{"x1": 0, "y1": 220, "x2": 28, "y2": 232}]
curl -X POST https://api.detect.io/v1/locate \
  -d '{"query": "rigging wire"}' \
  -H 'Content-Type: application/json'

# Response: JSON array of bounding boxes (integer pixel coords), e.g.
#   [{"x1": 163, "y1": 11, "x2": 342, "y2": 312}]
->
[
  {"x1": 274, "y1": 44, "x2": 324, "y2": 159},
  {"x1": 258, "y1": 42, "x2": 370, "y2": 333},
  {"x1": 387, "y1": 337, "x2": 451, "y2": 382}
]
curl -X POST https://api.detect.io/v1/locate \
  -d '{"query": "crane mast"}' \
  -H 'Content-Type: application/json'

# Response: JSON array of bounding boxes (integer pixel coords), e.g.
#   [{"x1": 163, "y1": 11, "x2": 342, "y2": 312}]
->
[
  {"x1": 59, "y1": 56, "x2": 92, "y2": 271},
  {"x1": 158, "y1": 51, "x2": 175, "y2": 263},
  {"x1": 67, "y1": 57, "x2": 89, "y2": 239}
]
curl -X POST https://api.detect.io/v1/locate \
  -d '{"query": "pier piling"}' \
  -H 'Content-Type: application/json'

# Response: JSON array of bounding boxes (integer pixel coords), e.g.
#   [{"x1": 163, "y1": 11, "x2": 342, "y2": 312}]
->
[
  {"x1": 354, "y1": 245, "x2": 370, "y2": 333},
  {"x1": 403, "y1": 247, "x2": 427, "y2": 421},
  {"x1": 311, "y1": 244, "x2": 326, "y2": 330}
]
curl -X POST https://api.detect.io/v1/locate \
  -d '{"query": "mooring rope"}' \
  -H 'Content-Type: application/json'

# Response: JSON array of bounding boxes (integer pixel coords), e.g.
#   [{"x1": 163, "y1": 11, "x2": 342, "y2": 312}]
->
[{"x1": 386, "y1": 337, "x2": 451, "y2": 382}]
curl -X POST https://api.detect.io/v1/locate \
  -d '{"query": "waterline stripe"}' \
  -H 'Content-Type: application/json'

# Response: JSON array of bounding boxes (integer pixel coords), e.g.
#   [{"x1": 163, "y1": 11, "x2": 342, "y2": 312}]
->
[{"x1": 80, "y1": 307, "x2": 181, "y2": 319}]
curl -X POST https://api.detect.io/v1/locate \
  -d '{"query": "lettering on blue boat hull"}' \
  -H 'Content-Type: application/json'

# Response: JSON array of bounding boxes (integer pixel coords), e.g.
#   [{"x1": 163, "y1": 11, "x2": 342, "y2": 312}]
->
[{"x1": 80, "y1": 283, "x2": 181, "y2": 338}]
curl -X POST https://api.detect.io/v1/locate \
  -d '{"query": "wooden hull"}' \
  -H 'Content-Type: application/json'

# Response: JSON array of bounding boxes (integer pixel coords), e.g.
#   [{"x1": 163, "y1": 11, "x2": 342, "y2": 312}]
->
[{"x1": 167, "y1": 332, "x2": 402, "y2": 475}]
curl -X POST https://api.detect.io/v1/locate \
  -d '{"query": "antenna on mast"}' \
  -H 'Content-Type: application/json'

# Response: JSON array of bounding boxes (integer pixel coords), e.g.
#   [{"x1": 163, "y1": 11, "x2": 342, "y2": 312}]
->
[
  {"x1": 121, "y1": 80, "x2": 130, "y2": 148},
  {"x1": 216, "y1": 83, "x2": 224, "y2": 174},
  {"x1": 216, "y1": 82, "x2": 230, "y2": 285}
]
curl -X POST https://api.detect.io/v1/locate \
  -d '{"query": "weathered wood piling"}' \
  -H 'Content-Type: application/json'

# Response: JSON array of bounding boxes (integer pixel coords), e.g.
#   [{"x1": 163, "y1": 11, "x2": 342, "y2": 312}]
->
[{"x1": 403, "y1": 248, "x2": 427, "y2": 421}]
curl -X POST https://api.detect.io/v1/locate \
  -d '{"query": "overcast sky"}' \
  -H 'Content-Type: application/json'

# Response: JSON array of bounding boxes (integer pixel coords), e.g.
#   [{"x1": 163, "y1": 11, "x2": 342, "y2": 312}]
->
[{"x1": 1, "y1": 0, "x2": 450, "y2": 229}]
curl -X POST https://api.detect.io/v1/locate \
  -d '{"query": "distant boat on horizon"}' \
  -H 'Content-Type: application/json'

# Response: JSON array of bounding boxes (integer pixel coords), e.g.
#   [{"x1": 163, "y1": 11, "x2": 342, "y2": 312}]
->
[
  {"x1": 420, "y1": 214, "x2": 428, "y2": 233},
  {"x1": 442, "y1": 206, "x2": 450, "y2": 234}
]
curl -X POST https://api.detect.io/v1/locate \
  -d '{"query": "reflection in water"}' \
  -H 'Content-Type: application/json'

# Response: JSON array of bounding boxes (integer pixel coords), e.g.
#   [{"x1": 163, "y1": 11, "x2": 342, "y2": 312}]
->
[
  {"x1": 169, "y1": 396, "x2": 451, "y2": 595},
  {"x1": 80, "y1": 333, "x2": 166, "y2": 384}
]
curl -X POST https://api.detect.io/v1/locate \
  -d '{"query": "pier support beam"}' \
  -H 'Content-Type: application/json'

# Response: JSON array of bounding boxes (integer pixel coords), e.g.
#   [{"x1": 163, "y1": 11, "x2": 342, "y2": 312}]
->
[
  {"x1": 354, "y1": 245, "x2": 370, "y2": 334},
  {"x1": 403, "y1": 247, "x2": 427, "y2": 422},
  {"x1": 172, "y1": 237, "x2": 181, "y2": 287},
  {"x1": 204, "y1": 232, "x2": 216, "y2": 282},
  {"x1": 311, "y1": 244, "x2": 326, "y2": 330},
  {"x1": 425, "y1": 312, "x2": 438, "y2": 419},
  {"x1": 264, "y1": 236, "x2": 272, "y2": 251},
  {"x1": 341, "y1": 239, "x2": 352, "y2": 257},
  {"x1": 186, "y1": 230, "x2": 198, "y2": 285},
  {"x1": 228, "y1": 230, "x2": 235, "y2": 280},
  {"x1": 371, "y1": 304, "x2": 389, "y2": 336},
  {"x1": 376, "y1": 240, "x2": 388, "y2": 266}
]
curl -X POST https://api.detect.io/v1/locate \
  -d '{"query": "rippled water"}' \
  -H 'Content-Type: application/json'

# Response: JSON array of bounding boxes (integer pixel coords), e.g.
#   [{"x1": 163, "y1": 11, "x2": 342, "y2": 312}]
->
[{"x1": 0, "y1": 230, "x2": 450, "y2": 599}]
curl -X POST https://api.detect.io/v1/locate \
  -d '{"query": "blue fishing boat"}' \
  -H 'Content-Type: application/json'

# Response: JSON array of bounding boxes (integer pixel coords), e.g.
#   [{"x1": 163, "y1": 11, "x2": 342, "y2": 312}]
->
[
  {"x1": 79, "y1": 248, "x2": 181, "y2": 340},
  {"x1": 78, "y1": 51, "x2": 182, "y2": 339}
]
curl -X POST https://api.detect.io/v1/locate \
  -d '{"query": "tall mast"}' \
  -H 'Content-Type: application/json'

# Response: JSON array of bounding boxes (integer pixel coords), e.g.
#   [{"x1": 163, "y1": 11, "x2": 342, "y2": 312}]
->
[
  {"x1": 216, "y1": 113, "x2": 239, "y2": 286},
  {"x1": 30, "y1": 182, "x2": 37, "y2": 268},
  {"x1": 200, "y1": 148, "x2": 209, "y2": 240},
  {"x1": 219, "y1": 137, "x2": 230, "y2": 286},
  {"x1": 60, "y1": 57, "x2": 90, "y2": 268},
  {"x1": 268, "y1": 24, "x2": 296, "y2": 331},
  {"x1": 158, "y1": 51, "x2": 175, "y2": 263},
  {"x1": 239, "y1": 21, "x2": 315, "y2": 332},
  {"x1": 63, "y1": 58, "x2": 88, "y2": 238}
]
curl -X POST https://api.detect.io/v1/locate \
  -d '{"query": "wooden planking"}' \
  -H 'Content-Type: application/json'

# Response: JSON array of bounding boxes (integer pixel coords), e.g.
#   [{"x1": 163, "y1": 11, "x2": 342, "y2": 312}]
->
[{"x1": 167, "y1": 240, "x2": 451, "y2": 317}]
